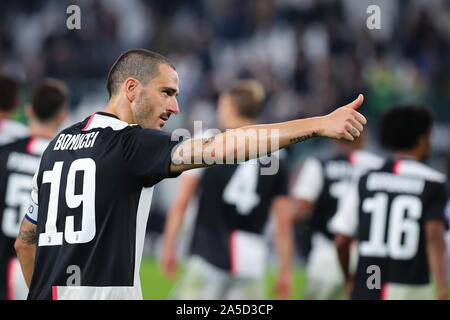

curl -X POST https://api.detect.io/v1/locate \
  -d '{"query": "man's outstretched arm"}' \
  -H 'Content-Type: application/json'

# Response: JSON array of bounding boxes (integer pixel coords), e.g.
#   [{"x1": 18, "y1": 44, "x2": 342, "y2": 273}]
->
[
  {"x1": 170, "y1": 94, "x2": 366, "y2": 173},
  {"x1": 425, "y1": 220, "x2": 448, "y2": 300}
]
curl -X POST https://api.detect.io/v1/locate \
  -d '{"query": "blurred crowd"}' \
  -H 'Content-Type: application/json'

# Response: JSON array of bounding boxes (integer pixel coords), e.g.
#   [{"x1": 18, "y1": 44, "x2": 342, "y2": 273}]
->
[{"x1": 1, "y1": 0, "x2": 449, "y2": 261}]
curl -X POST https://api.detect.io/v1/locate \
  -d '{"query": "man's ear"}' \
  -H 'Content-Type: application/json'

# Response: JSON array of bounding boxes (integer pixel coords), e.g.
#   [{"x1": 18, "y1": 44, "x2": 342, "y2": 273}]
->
[
  {"x1": 230, "y1": 103, "x2": 240, "y2": 118},
  {"x1": 57, "y1": 109, "x2": 68, "y2": 126},
  {"x1": 124, "y1": 78, "x2": 139, "y2": 102},
  {"x1": 418, "y1": 131, "x2": 432, "y2": 159}
]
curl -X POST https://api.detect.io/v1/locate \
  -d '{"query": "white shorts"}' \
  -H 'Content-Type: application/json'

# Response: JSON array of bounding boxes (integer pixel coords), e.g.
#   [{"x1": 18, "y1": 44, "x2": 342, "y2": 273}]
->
[
  {"x1": 172, "y1": 255, "x2": 265, "y2": 300},
  {"x1": 6, "y1": 257, "x2": 28, "y2": 300},
  {"x1": 381, "y1": 282, "x2": 434, "y2": 300},
  {"x1": 304, "y1": 233, "x2": 358, "y2": 300}
]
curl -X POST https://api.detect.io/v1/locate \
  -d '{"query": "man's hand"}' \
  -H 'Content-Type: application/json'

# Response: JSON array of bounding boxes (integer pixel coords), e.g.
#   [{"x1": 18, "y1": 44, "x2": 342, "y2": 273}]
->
[
  {"x1": 274, "y1": 270, "x2": 292, "y2": 300},
  {"x1": 160, "y1": 246, "x2": 178, "y2": 281},
  {"x1": 318, "y1": 94, "x2": 366, "y2": 141}
]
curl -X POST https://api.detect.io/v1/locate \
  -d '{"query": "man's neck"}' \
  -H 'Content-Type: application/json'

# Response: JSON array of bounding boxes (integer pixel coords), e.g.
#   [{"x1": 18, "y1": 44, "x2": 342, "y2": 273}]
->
[
  {"x1": 104, "y1": 97, "x2": 134, "y2": 124},
  {"x1": 393, "y1": 150, "x2": 420, "y2": 162},
  {"x1": 28, "y1": 122, "x2": 57, "y2": 140}
]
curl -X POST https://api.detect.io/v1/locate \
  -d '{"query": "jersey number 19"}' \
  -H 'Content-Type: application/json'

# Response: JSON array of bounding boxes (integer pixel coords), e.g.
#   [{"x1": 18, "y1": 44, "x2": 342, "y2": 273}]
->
[{"x1": 39, "y1": 158, "x2": 96, "y2": 247}]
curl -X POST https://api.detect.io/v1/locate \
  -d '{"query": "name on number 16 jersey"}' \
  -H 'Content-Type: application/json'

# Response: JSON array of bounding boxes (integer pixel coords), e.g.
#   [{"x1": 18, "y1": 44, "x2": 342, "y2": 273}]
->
[
  {"x1": 26, "y1": 112, "x2": 181, "y2": 300},
  {"x1": 333, "y1": 158, "x2": 449, "y2": 299}
]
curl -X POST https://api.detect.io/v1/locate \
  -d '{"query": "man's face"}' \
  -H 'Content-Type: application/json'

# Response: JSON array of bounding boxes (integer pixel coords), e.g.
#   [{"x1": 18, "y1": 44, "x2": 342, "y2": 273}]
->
[{"x1": 131, "y1": 63, "x2": 179, "y2": 129}]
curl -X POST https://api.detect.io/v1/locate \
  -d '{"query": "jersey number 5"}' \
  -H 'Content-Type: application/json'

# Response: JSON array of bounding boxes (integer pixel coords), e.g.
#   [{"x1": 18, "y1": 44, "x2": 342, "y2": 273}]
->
[{"x1": 39, "y1": 158, "x2": 96, "y2": 247}]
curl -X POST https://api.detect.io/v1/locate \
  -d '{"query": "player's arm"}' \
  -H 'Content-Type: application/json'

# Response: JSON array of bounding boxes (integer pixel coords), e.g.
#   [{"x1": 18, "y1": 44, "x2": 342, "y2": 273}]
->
[
  {"x1": 291, "y1": 157, "x2": 323, "y2": 223},
  {"x1": 330, "y1": 176, "x2": 360, "y2": 298},
  {"x1": 14, "y1": 218, "x2": 37, "y2": 288},
  {"x1": 425, "y1": 220, "x2": 448, "y2": 300},
  {"x1": 271, "y1": 196, "x2": 294, "y2": 300},
  {"x1": 160, "y1": 173, "x2": 201, "y2": 280},
  {"x1": 334, "y1": 232, "x2": 354, "y2": 297},
  {"x1": 293, "y1": 199, "x2": 315, "y2": 223},
  {"x1": 170, "y1": 95, "x2": 366, "y2": 173}
]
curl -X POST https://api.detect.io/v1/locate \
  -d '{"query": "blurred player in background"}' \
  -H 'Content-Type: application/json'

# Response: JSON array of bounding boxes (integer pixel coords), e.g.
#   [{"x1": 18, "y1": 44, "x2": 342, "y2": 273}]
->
[
  {"x1": 14, "y1": 49, "x2": 366, "y2": 300},
  {"x1": 0, "y1": 78, "x2": 68, "y2": 299},
  {"x1": 333, "y1": 105, "x2": 448, "y2": 300},
  {"x1": 160, "y1": 80, "x2": 294, "y2": 300},
  {"x1": 292, "y1": 133, "x2": 383, "y2": 299},
  {"x1": 0, "y1": 75, "x2": 28, "y2": 146}
]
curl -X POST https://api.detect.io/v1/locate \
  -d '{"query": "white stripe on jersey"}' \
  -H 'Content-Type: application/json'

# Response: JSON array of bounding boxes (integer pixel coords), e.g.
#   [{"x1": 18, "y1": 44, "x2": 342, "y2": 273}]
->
[
  {"x1": 291, "y1": 157, "x2": 323, "y2": 201},
  {"x1": 83, "y1": 113, "x2": 134, "y2": 131},
  {"x1": 395, "y1": 159, "x2": 447, "y2": 183},
  {"x1": 350, "y1": 149, "x2": 385, "y2": 173},
  {"x1": 133, "y1": 187, "x2": 154, "y2": 297},
  {"x1": 24, "y1": 138, "x2": 50, "y2": 225},
  {"x1": 0, "y1": 119, "x2": 28, "y2": 146}
]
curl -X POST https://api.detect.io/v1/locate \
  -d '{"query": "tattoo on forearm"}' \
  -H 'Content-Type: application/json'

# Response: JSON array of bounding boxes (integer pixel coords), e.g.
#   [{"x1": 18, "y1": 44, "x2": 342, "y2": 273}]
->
[
  {"x1": 290, "y1": 131, "x2": 318, "y2": 144},
  {"x1": 19, "y1": 228, "x2": 37, "y2": 244}
]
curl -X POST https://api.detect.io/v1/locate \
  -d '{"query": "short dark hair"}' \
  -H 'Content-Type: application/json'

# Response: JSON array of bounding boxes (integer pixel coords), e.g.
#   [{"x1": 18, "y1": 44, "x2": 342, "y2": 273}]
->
[
  {"x1": 0, "y1": 74, "x2": 20, "y2": 112},
  {"x1": 32, "y1": 78, "x2": 68, "y2": 122},
  {"x1": 223, "y1": 80, "x2": 266, "y2": 119},
  {"x1": 106, "y1": 48, "x2": 176, "y2": 98},
  {"x1": 380, "y1": 105, "x2": 433, "y2": 151}
]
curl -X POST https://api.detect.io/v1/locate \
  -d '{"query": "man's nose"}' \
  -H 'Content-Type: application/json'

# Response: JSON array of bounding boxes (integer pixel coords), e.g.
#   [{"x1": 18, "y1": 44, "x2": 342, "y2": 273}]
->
[{"x1": 168, "y1": 97, "x2": 179, "y2": 114}]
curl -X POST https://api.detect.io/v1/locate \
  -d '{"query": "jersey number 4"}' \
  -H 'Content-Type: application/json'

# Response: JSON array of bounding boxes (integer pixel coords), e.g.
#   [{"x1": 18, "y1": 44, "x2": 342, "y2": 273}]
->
[
  {"x1": 360, "y1": 192, "x2": 422, "y2": 260},
  {"x1": 39, "y1": 158, "x2": 96, "y2": 247},
  {"x1": 222, "y1": 163, "x2": 261, "y2": 215}
]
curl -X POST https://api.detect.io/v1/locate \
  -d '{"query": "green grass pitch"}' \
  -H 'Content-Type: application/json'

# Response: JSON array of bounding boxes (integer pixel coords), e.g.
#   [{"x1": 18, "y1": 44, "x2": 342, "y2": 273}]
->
[{"x1": 140, "y1": 256, "x2": 307, "y2": 300}]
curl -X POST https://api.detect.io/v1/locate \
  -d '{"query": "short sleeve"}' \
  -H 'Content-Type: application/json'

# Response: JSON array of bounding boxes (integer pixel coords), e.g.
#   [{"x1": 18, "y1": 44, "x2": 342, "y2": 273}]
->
[
  {"x1": 25, "y1": 167, "x2": 40, "y2": 225},
  {"x1": 291, "y1": 157, "x2": 323, "y2": 201},
  {"x1": 329, "y1": 176, "x2": 360, "y2": 237},
  {"x1": 121, "y1": 127, "x2": 182, "y2": 187},
  {"x1": 424, "y1": 182, "x2": 449, "y2": 226}
]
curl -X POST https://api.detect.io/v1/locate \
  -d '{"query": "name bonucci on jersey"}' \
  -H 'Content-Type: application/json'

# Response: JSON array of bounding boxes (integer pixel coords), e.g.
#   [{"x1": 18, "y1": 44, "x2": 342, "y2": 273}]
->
[{"x1": 53, "y1": 132, "x2": 99, "y2": 151}]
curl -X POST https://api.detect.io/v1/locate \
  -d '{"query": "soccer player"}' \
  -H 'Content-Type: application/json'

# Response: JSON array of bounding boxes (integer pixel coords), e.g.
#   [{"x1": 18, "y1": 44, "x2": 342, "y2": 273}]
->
[
  {"x1": 160, "y1": 80, "x2": 293, "y2": 300},
  {"x1": 0, "y1": 79, "x2": 68, "y2": 299},
  {"x1": 292, "y1": 134, "x2": 383, "y2": 299},
  {"x1": 332, "y1": 105, "x2": 448, "y2": 300},
  {"x1": 0, "y1": 75, "x2": 28, "y2": 146},
  {"x1": 14, "y1": 48, "x2": 367, "y2": 300}
]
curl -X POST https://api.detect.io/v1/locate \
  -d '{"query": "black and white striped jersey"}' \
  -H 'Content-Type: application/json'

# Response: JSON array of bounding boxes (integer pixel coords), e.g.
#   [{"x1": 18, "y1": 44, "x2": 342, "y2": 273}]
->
[
  {"x1": 292, "y1": 150, "x2": 383, "y2": 240},
  {"x1": 332, "y1": 158, "x2": 449, "y2": 299},
  {"x1": 25, "y1": 112, "x2": 181, "y2": 300},
  {"x1": 0, "y1": 137, "x2": 48, "y2": 299},
  {"x1": 188, "y1": 153, "x2": 289, "y2": 275}
]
